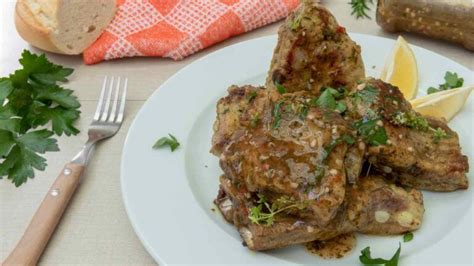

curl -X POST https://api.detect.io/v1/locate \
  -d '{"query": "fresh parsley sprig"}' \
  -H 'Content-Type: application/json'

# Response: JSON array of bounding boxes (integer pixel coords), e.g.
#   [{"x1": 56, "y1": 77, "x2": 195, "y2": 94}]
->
[
  {"x1": 427, "y1": 71, "x2": 464, "y2": 94},
  {"x1": 359, "y1": 243, "x2": 401, "y2": 266},
  {"x1": 349, "y1": 0, "x2": 373, "y2": 19},
  {"x1": 153, "y1": 134, "x2": 180, "y2": 152},
  {"x1": 0, "y1": 50, "x2": 80, "y2": 187}
]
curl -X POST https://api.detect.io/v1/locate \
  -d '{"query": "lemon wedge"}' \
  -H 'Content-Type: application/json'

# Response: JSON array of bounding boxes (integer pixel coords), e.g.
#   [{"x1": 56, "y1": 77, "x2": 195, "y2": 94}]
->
[
  {"x1": 410, "y1": 89, "x2": 459, "y2": 108},
  {"x1": 412, "y1": 86, "x2": 473, "y2": 121},
  {"x1": 380, "y1": 36, "x2": 418, "y2": 100}
]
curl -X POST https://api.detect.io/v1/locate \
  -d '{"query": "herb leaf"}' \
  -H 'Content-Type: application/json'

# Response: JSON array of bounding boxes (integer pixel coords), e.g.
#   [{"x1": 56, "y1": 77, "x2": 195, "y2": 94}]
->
[
  {"x1": 359, "y1": 243, "x2": 401, "y2": 266},
  {"x1": 247, "y1": 91, "x2": 257, "y2": 102},
  {"x1": 431, "y1": 127, "x2": 448, "y2": 143},
  {"x1": 313, "y1": 88, "x2": 337, "y2": 109},
  {"x1": 0, "y1": 50, "x2": 79, "y2": 186},
  {"x1": 324, "y1": 134, "x2": 355, "y2": 160},
  {"x1": 0, "y1": 129, "x2": 59, "y2": 186},
  {"x1": 391, "y1": 111, "x2": 449, "y2": 142},
  {"x1": 274, "y1": 81, "x2": 287, "y2": 94},
  {"x1": 427, "y1": 71, "x2": 464, "y2": 94},
  {"x1": 444, "y1": 71, "x2": 464, "y2": 88},
  {"x1": 391, "y1": 111, "x2": 429, "y2": 131},
  {"x1": 351, "y1": 85, "x2": 378, "y2": 105},
  {"x1": 312, "y1": 87, "x2": 347, "y2": 113},
  {"x1": 153, "y1": 134, "x2": 180, "y2": 152},
  {"x1": 290, "y1": 13, "x2": 302, "y2": 31},
  {"x1": 272, "y1": 100, "x2": 284, "y2": 129},
  {"x1": 349, "y1": 0, "x2": 373, "y2": 19},
  {"x1": 354, "y1": 119, "x2": 387, "y2": 146},
  {"x1": 249, "y1": 194, "x2": 308, "y2": 226},
  {"x1": 403, "y1": 232, "x2": 413, "y2": 243}
]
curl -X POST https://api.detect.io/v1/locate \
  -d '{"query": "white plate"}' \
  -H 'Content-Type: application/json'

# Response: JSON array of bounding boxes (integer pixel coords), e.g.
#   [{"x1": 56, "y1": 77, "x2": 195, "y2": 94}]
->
[{"x1": 121, "y1": 34, "x2": 473, "y2": 265}]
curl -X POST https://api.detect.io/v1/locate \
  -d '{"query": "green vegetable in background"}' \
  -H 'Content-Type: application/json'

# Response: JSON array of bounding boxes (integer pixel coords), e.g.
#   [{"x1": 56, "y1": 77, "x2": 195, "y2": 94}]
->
[{"x1": 0, "y1": 50, "x2": 80, "y2": 187}]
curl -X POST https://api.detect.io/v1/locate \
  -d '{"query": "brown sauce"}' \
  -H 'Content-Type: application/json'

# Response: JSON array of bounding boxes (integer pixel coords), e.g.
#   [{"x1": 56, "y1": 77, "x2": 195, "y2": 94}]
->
[{"x1": 305, "y1": 233, "x2": 356, "y2": 259}]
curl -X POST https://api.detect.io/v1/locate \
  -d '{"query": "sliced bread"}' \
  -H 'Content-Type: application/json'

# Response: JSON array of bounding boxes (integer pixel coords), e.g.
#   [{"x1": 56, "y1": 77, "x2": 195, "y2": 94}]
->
[{"x1": 15, "y1": 0, "x2": 116, "y2": 55}]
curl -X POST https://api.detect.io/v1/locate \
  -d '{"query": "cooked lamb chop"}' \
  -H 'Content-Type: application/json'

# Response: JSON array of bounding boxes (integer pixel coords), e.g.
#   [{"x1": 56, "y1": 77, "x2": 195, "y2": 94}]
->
[
  {"x1": 345, "y1": 78, "x2": 469, "y2": 191},
  {"x1": 218, "y1": 89, "x2": 353, "y2": 226},
  {"x1": 266, "y1": 0, "x2": 365, "y2": 95},
  {"x1": 216, "y1": 175, "x2": 423, "y2": 251}
]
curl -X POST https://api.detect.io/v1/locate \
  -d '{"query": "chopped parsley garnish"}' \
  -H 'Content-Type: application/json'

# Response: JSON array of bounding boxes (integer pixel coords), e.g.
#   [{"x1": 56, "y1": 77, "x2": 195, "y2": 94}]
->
[
  {"x1": 314, "y1": 166, "x2": 325, "y2": 183},
  {"x1": 247, "y1": 91, "x2": 257, "y2": 102},
  {"x1": 427, "y1": 71, "x2": 464, "y2": 94},
  {"x1": 249, "y1": 194, "x2": 308, "y2": 226},
  {"x1": 351, "y1": 85, "x2": 378, "y2": 105},
  {"x1": 353, "y1": 119, "x2": 388, "y2": 146},
  {"x1": 391, "y1": 111, "x2": 449, "y2": 142},
  {"x1": 431, "y1": 127, "x2": 448, "y2": 143},
  {"x1": 296, "y1": 103, "x2": 309, "y2": 119},
  {"x1": 0, "y1": 50, "x2": 80, "y2": 187},
  {"x1": 290, "y1": 13, "x2": 302, "y2": 31},
  {"x1": 323, "y1": 134, "x2": 355, "y2": 160},
  {"x1": 403, "y1": 232, "x2": 414, "y2": 243},
  {"x1": 311, "y1": 87, "x2": 347, "y2": 113},
  {"x1": 153, "y1": 134, "x2": 180, "y2": 152},
  {"x1": 313, "y1": 88, "x2": 336, "y2": 109},
  {"x1": 272, "y1": 100, "x2": 284, "y2": 129},
  {"x1": 359, "y1": 243, "x2": 401, "y2": 266},
  {"x1": 391, "y1": 111, "x2": 429, "y2": 131},
  {"x1": 350, "y1": 0, "x2": 373, "y2": 19},
  {"x1": 336, "y1": 101, "x2": 347, "y2": 113},
  {"x1": 274, "y1": 81, "x2": 287, "y2": 94}
]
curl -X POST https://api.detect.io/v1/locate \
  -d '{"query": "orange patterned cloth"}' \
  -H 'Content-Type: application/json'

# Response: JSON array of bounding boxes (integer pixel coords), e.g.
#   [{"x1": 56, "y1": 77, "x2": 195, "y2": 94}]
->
[{"x1": 83, "y1": 0, "x2": 300, "y2": 64}]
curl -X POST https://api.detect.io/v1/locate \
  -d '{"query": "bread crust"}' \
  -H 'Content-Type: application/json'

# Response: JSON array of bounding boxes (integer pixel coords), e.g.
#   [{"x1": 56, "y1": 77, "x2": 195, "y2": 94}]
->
[
  {"x1": 14, "y1": 0, "x2": 116, "y2": 55},
  {"x1": 15, "y1": 0, "x2": 64, "y2": 54}
]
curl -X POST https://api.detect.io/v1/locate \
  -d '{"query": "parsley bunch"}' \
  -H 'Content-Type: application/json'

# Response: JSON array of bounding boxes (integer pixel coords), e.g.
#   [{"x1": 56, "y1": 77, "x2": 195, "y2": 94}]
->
[
  {"x1": 0, "y1": 50, "x2": 80, "y2": 186},
  {"x1": 427, "y1": 71, "x2": 464, "y2": 94}
]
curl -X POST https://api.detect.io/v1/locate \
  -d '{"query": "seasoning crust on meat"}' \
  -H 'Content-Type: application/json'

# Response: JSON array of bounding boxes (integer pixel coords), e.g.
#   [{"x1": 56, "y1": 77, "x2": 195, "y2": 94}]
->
[{"x1": 266, "y1": 0, "x2": 365, "y2": 95}]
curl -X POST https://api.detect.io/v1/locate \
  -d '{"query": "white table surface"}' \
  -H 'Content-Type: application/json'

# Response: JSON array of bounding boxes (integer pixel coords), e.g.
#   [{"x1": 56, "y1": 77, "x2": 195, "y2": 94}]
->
[{"x1": 1, "y1": 0, "x2": 473, "y2": 265}]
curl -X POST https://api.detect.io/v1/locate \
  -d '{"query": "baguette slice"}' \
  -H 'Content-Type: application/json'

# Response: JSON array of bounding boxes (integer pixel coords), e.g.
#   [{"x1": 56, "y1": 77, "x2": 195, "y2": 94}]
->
[{"x1": 15, "y1": 0, "x2": 116, "y2": 55}]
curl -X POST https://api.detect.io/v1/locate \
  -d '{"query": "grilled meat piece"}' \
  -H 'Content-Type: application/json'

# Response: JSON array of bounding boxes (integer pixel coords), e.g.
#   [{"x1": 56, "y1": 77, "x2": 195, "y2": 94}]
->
[
  {"x1": 216, "y1": 175, "x2": 424, "y2": 250},
  {"x1": 212, "y1": 85, "x2": 365, "y2": 184},
  {"x1": 266, "y1": 0, "x2": 365, "y2": 95},
  {"x1": 346, "y1": 78, "x2": 469, "y2": 191},
  {"x1": 211, "y1": 85, "x2": 274, "y2": 156},
  {"x1": 219, "y1": 91, "x2": 352, "y2": 226}
]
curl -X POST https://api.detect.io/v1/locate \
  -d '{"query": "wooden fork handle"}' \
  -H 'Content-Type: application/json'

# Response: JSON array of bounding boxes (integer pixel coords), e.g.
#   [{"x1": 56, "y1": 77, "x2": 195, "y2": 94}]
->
[{"x1": 3, "y1": 163, "x2": 85, "y2": 266}]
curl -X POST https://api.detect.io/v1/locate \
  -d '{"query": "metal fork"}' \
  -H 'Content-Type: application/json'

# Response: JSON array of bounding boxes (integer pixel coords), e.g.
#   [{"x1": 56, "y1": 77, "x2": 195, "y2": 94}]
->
[{"x1": 3, "y1": 77, "x2": 127, "y2": 266}]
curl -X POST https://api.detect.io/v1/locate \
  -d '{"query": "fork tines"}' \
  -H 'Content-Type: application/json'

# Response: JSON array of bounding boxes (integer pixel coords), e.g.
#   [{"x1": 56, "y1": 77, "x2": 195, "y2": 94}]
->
[{"x1": 93, "y1": 76, "x2": 127, "y2": 124}]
